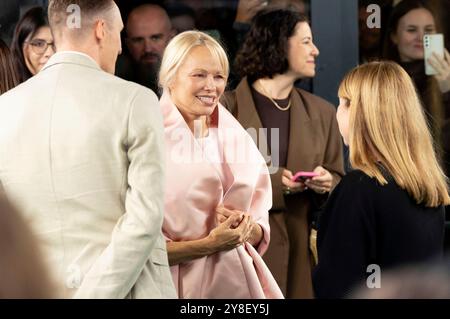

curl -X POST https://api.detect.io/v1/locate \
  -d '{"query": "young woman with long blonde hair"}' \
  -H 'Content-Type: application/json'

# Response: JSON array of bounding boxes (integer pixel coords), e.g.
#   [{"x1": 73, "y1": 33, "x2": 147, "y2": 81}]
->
[{"x1": 313, "y1": 61, "x2": 449, "y2": 298}]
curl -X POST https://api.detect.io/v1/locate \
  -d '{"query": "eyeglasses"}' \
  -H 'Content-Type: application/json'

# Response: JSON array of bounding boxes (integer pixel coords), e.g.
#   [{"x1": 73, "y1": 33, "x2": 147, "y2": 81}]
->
[{"x1": 25, "y1": 39, "x2": 55, "y2": 55}]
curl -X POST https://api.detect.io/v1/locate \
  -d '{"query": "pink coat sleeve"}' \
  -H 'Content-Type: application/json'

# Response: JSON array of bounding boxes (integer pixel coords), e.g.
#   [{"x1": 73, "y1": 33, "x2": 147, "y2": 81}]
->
[{"x1": 249, "y1": 162, "x2": 272, "y2": 256}]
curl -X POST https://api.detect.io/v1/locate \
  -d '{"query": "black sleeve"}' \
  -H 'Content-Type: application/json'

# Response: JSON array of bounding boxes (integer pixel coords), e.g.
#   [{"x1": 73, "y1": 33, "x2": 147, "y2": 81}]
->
[{"x1": 312, "y1": 171, "x2": 377, "y2": 298}]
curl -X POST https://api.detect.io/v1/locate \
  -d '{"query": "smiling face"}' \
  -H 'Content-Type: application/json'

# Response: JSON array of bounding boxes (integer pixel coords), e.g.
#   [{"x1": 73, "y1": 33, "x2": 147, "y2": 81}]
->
[
  {"x1": 169, "y1": 45, "x2": 226, "y2": 123},
  {"x1": 391, "y1": 8, "x2": 436, "y2": 62},
  {"x1": 22, "y1": 26, "x2": 54, "y2": 75},
  {"x1": 286, "y1": 22, "x2": 319, "y2": 78}
]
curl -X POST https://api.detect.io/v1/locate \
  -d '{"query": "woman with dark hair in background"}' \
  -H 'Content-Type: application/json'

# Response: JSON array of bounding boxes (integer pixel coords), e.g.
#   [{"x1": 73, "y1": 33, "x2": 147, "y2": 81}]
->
[
  {"x1": 0, "y1": 39, "x2": 19, "y2": 95},
  {"x1": 11, "y1": 6, "x2": 55, "y2": 83},
  {"x1": 221, "y1": 8, "x2": 345, "y2": 298},
  {"x1": 383, "y1": 0, "x2": 450, "y2": 178}
]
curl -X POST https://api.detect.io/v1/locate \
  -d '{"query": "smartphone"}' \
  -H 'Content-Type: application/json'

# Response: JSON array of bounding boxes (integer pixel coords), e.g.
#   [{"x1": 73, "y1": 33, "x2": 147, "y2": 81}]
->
[
  {"x1": 424, "y1": 33, "x2": 444, "y2": 76},
  {"x1": 291, "y1": 171, "x2": 320, "y2": 182}
]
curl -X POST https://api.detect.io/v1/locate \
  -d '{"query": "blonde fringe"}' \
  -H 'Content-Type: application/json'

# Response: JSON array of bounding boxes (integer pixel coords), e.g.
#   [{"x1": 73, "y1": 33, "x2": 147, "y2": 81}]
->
[{"x1": 339, "y1": 62, "x2": 450, "y2": 207}]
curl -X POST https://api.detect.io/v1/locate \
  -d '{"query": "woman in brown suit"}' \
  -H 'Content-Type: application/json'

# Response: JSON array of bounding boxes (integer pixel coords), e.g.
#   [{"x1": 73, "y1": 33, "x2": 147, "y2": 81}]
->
[{"x1": 221, "y1": 8, "x2": 345, "y2": 298}]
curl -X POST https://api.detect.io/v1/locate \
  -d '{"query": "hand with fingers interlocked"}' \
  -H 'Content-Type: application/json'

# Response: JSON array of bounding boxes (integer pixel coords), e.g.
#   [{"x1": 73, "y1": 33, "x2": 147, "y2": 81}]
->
[
  {"x1": 428, "y1": 49, "x2": 450, "y2": 93},
  {"x1": 212, "y1": 205, "x2": 263, "y2": 249},
  {"x1": 208, "y1": 212, "x2": 254, "y2": 251}
]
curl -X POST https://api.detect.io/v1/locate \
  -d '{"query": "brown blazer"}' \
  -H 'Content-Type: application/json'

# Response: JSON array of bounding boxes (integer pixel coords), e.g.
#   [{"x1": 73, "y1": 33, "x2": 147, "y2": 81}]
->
[{"x1": 221, "y1": 78, "x2": 345, "y2": 298}]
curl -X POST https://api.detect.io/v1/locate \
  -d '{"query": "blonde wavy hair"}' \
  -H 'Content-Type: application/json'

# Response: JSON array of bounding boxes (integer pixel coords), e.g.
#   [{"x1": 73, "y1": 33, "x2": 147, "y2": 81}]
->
[
  {"x1": 338, "y1": 61, "x2": 449, "y2": 207},
  {"x1": 158, "y1": 30, "x2": 229, "y2": 90}
]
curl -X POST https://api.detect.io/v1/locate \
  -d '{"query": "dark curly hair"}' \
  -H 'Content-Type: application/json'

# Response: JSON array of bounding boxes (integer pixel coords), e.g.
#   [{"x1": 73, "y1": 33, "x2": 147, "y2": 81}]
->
[{"x1": 235, "y1": 8, "x2": 308, "y2": 81}]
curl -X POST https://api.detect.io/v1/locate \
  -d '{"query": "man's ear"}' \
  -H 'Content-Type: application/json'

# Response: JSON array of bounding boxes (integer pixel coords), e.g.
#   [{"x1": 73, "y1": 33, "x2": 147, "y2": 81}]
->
[{"x1": 94, "y1": 19, "x2": 106, "y2": 43}]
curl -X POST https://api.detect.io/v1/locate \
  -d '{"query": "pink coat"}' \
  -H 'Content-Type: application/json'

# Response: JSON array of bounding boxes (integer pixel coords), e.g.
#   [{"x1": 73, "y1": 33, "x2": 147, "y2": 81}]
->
[{"x1": 160, "y1": 92, "x2": 284, "y2": 299}]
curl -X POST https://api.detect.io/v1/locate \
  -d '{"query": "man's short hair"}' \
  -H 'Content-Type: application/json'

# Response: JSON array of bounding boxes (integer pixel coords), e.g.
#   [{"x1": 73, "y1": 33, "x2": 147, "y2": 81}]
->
[{"x1": 48, "y1": 0, "x2": 115, "y2": 35}]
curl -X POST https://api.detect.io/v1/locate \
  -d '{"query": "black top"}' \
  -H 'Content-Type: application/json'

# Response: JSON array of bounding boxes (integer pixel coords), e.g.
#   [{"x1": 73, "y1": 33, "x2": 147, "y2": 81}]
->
[
  {"x1": 313, "y1": 169, "x2": 445, "y2": 298},
  {"x1": 250, "y1": 86, "x2": 290, "y2": 167}
]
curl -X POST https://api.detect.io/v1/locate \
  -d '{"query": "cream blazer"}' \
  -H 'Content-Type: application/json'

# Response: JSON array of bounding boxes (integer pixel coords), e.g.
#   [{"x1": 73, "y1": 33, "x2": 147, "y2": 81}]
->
[{"x1": 0, "y1": 52, "x2": 176, "y2": 299}]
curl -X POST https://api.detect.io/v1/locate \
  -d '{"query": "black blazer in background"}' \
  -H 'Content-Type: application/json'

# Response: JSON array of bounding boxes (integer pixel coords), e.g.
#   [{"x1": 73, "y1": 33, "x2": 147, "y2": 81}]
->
[{"x1": 313, "y1": 169, "x2": 445, "y2": 298}]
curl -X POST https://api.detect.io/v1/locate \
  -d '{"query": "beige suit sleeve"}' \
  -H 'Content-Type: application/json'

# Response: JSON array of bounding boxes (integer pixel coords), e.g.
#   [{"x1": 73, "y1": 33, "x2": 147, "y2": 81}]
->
[{"x1": 74, "y1": 88, "x2": 166, "y2": 298}]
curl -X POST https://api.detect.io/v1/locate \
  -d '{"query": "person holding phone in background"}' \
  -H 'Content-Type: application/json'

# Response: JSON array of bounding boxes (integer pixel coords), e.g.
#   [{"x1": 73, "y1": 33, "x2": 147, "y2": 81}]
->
[
  {"x1": 383, "y1": 0, "x2": 450, "y2": 178},
  {"x1": 221, "y1": 8, "x2": 345, "y2": 298}
]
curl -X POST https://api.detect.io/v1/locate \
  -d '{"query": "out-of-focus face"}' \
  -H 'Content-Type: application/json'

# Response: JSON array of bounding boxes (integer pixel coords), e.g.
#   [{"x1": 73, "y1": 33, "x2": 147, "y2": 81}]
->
[
  {"x1": 169, "y1": 46, "x2": 226, "y2": 122},
  {"x1": 336, "y1": 97, "x2": 350, "y2": 145},
  {"x1": 287, "y1": 22, "x2": 319, "y2": 78},
  {"x1": 126, "y1": 6, "x2": 174, "y2": 67},
  {"x1": 391, "y1": 8, "x2": 436, "y2": 62},
  {"x1": 22, "y1": 26, "x2": 55, "y2": 75},
  {"x1": 101, "y1": 4, "x2": 124, "y2": 74}
]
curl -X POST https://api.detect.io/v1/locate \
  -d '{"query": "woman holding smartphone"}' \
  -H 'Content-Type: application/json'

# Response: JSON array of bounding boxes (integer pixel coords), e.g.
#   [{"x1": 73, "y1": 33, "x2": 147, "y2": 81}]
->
[
  {"x1": 383, "y1": 0, "x2": 450, "y2": 177},
  {"x1": 313, "y1": 61, "x2": 449, "y2": 298},
  {"x1": 221, "y1": 8, "x2": 345, "y2": 298}
]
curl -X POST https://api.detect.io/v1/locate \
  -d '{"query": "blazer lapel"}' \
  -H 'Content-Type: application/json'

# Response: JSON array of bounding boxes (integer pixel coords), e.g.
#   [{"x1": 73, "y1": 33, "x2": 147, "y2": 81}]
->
[
  {"x1": 234, "y1": 78, "x2": 273, "y2": 166},
  {"x1": 286, "y1": 89, "x2": 314, "y2": 173},
  {"x1": 234, "y1": 79, "x2": 315, "y2": 173},
  {"x1": 235, "y1": 78, "x2": 264, "y2": 131}
]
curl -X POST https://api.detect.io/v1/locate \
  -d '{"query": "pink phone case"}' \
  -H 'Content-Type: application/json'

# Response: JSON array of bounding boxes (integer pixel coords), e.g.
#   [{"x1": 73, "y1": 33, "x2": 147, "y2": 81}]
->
[{"x1": 291, "y1": 171, "x2": 320, "y2": 182}]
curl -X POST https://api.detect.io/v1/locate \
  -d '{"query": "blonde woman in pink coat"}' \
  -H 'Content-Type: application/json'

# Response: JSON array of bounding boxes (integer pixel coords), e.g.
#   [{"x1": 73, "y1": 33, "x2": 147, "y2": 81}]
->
[{"x1": 159, "y1": 31, "x2": 283, "y2": 299}]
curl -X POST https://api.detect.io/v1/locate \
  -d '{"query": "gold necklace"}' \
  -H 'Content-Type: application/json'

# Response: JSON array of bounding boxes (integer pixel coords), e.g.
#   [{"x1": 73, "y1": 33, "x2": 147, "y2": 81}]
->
[{"x1": 256, "y1": 80, "x2": 292, "y2": 111}]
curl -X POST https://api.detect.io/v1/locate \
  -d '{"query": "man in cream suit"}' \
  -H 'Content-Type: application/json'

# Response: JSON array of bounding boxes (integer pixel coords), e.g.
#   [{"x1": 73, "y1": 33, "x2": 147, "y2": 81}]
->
[{"x1": 0, "y1": 0, "x2": 176, "y2": 298}]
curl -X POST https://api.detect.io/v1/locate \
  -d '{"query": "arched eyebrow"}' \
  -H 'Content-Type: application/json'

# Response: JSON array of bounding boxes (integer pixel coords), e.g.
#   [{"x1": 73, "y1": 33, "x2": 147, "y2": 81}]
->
[
  {"x1": 189, "y1": 69, "x2": 225, "y2": 75},
  {"x1": 405, "y1": 23, "x2": 435, "y2": 28},
  {"x1": 189, "y1": 69, "x2": 207, "y2": 73}
]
